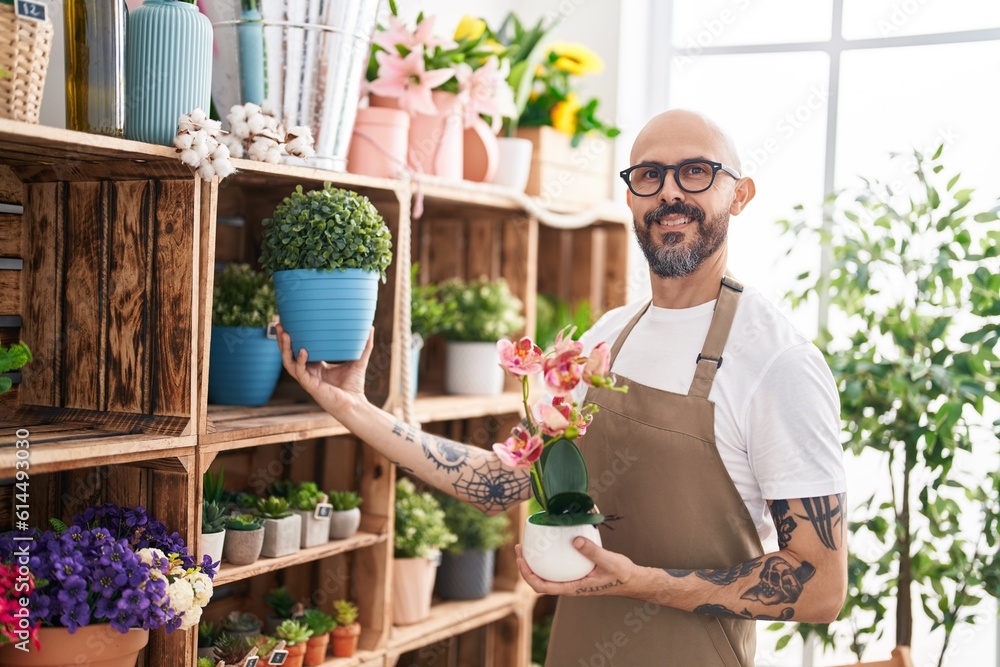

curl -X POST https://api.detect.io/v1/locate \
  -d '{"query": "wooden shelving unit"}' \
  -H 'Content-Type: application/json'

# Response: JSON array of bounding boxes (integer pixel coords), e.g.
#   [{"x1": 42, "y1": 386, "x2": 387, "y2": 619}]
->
[{"x1": 0, "y1": 118, "x2": 630, "y2": 667}]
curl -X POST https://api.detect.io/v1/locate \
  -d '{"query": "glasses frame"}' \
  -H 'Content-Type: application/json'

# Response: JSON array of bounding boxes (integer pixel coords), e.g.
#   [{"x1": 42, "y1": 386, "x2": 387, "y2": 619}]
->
[{"x1": 619, "y1": 159, "x2": 742, "y2": 196}]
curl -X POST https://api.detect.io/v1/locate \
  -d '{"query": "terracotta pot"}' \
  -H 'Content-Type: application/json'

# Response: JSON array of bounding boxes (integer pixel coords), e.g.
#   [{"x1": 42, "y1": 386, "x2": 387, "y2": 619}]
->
[
  {"x1": 294, "y1": 509, "x2": 331, "y2": 549},
  {"x1": 331, "y1": 623, "x2": 361, "y2": 658},
  {"x1": 284, "y1": 641, "x2": 308, "y2": 667},
  {"x1": 373, "y1": 92, "x2": 463, "y2": 179},
  {"x1": 347, "y1": 105, "x2": 410, "y2": 178},
  {"x1": 392, "y1": 555, "x2": 439, "y2": 625},
  {"x1": 463, "y1": 118, "x2": 498, "y2": 182},
  {"x1": 222, "y1": 526, "x2": 264, "y2": 566},
  {"x1": 0, "y1": 625, "x2": 149, "y2": 666},
  {"x1": 328, "y1": 508, "x2": 361, "y2": 540},
  {"x1": 302, "y1": 633, "x2": 330, "y2": 666},
  {"x1": 260, "y1": 514, "x2": 301, "y2": 558}
]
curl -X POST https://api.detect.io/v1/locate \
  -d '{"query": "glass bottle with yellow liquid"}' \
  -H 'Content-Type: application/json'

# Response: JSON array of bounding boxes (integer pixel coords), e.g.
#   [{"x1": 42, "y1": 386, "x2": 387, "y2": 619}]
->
[{"x1": 65, "y1": 0, "x2": 128, "y2": 136}]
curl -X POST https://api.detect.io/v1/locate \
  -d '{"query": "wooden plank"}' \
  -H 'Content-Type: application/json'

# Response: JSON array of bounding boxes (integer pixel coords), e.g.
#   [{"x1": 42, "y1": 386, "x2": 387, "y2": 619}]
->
[
  {"x1": 366, "y1": 203, "x2": 400, "y2": 409},
  {"x1": 602, "y1": 224, "x2": 630, "y2": 311},
  {"x1": 0, "y1": 269, "x2": 18, "y2": 314},
  {"x1": 0, "y1": 214, "x2": 21, "y2": 257},
  {"x1": 151, "y1": 179, "x2": 194, "y2": 416},
  {"x1": 357, "y1": 444, "x2": 393, "y2": 652},
  {"x1": 388, "y1": 592, "x2": 519, "y2": 654},
  {"x1": 62, "y1": 181, "x2": 104, "y2": 410},
  {"x1": 197, "y1": 179, "x2": 218, "y2": 435},
  {"x1": 465, "y1": 218, "x2": 499, "y2": 282},
  {"x1": 107, "y1": 180, "x2": 153, "y2": 413},
  {"x1": 0, "y1": 165, "x2": 22, "y2": 204},
  {"x1": 427, "y1": 218, "x2": 465, "y2": 283},
  {"x1": 500, "y1": 216, "x2": 536, "y2": 340},
  {"x1": 20, "y1": 182, "x2": 63, "y2": 406},
  {"x1": 567, "y1": 226, "x2": 595, "y2": 307},
  {"x1": 535, "y1": 226, "x2": 562, "y2": 298}
]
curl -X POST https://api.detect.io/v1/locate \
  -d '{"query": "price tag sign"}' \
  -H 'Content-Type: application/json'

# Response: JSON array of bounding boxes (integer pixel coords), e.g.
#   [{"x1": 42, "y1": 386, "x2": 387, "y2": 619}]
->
[
  {"x1": 266, "y1": 317, "x2": 279, "y2": 340},
  {"x1": 243, "y1": 656, "x2": 259, "y2": 667},
  {"x1": 267, "y1": 649, "x2": 288, "y2": 665},
  {"x1": 15, "y1": 0, "x2": 47, "y2": 22}
]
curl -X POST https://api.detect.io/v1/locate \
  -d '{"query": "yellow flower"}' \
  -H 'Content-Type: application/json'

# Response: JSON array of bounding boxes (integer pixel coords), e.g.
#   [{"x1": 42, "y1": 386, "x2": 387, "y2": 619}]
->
[
  {"x1": 454, "y1": 15, "x2": 486, "y2": 41},
  {"x1": 551, "y1": 93, "x2": 582, "y2": 136},
  {"x1": 483, "y1": 38, "x2": 505, "y2": 54},
  {"x1": 548, "y1": 41, "x2": 604, "y2": 75}
]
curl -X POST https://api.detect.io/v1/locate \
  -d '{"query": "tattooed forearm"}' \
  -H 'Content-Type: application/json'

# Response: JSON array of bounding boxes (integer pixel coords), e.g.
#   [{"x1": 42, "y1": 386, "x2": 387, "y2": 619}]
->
[
  {"x1": 421, "y1": 432, "x2": 470, "y2": 472},
  {"x1": 694, "y1": 604, "x2": 795, "y2": 621},
  {"x1": 696, "y1": 559, "x2": 763, "y2": 585},
  {"x1": 796, "y1": 494, "x2": 844, "y2": 551},
  {"x1": 740, "y1": 556, "x2": 815, "y2": 605},
  {"x1": 576, "y1": 579, "x2": 623, "y2": 594},
  {"x1": 452, "y1": 458, "x2": 532, "y2": 513},
  {"x1": 768, "y1": 499, "x2": 797, "y2": 550}
]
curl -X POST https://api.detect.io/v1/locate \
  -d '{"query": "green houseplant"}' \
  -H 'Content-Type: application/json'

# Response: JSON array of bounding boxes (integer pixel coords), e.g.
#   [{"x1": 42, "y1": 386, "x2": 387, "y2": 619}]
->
[
  {"x1": 256, "y1": 496, "x2": 301, "y2": 558},
  {"x1": 263, "y1": 585, "x2": 300, "y2": 635},
  {"x1": 259, "y1": 182, "x2": 393, "y2": 363},
  {"x1": 393, "y1": 478, "x2": 457, "y2": 625},
  {"x1": 209, "y1": 262, "x2": 282, "y2": 406},
  {"x1": 0, "y1": 341, "x2": 31, "y2": 395},
  {"x1": 301, "y1": 609, "x2": 335, "y2": 666},
  {"x1": 331, "y1": 600, "x2": 361, "y2": 658},
  {"x1": 289, "y1": 482, "x2": 332, "y2": 549},
  {"x1": 218, "y1": 611, "x2": 262, "y2": 644},
  {"x1": 274, "y1": 619, "x2": 313, "y2": 667},
  {"x1": 772, "y1": 146, "x2": 1000, "y2": 666},
  {"x1": 436, "y1": 277, "x2": 525, "y2": 395},
  {"x1": 435, "y1": 493, "x2": 510, "y2": 600},
  {"x1": 409, "y1": 263, "x2": 446, "y2": 397},
  {"x1": 222, "y1": 514, "x2": 265, "y2": 566},
  {"x1": 197, "y1": 621, "x2": 220, "y2": 659},
  {"x1": 200, "y1": 500, "x2": 228, "y2": 569},
  {"x1": 212, "y1": 632, "x2": 253, "y2": 666},
  {"x1": 328, "y1": 489, "x2": 363, "y2": 540}
]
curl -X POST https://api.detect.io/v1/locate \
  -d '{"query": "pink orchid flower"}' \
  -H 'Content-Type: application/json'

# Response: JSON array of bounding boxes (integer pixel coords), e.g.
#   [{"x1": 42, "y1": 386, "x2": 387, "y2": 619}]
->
[
  {"x1": 583, "y1": 341, "x2": 611, "y2": 385},
  {"x1": 369, "y1": 49, "x2": 455, "y2": 116},
  {"x1": 492, "y1": 427, "x2": 543, "y2": 469},
  {"x1": 497, "y1": 337, "x2": 544, "y2": 376},
  {"x1": 533, "y1": 401, "x2": 571, "y2": 436},
  {"x1": 543, "y1": 354, "x2": 585, "y2": 396}
]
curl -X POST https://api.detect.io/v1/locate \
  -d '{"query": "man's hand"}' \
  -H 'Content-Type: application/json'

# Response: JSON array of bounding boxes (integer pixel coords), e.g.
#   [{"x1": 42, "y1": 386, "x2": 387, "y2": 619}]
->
[
  {"x1": 277, "y1": 323, "x2": 372, "y2": 417},
  {"x1": 515, "y1": 538, "x2": 641, "y2": 597}
]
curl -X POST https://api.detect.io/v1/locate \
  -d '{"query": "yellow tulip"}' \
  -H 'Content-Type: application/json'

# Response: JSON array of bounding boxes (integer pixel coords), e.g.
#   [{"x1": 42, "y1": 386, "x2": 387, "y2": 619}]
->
[
  {"x1": 454, "y1": 15, "x2": 487, "y2": 41},
  {"x1": 547, "y1": 41, "x2": 604, "y2": 75},
  {"x1": 551, "y1": 93, "x2": 582, "y2": 136}
]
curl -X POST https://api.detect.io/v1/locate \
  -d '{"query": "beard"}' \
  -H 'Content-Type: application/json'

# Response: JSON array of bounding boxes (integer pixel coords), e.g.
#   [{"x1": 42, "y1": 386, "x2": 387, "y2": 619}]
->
[{"x1": 633, "y1": 201, "x2": 728, "y2": 278}]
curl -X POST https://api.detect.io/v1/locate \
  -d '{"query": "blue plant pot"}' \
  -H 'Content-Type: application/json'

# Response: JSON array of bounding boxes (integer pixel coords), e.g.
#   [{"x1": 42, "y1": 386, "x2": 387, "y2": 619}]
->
[
  {"x1": 209, "y1": 326, "x2": 283, "y2": 406},
  {"x1": 125, "y1": 0, "x2": 212, "y2": 145},
  {"x1": 273, "y1": 268, "x2": 380, "y2": 362}
]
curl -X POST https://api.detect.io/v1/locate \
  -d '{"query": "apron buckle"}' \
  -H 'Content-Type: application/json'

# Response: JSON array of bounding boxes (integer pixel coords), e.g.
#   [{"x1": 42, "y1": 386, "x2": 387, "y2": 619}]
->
[{"x1": 696, "y1": 352, "x2": 723, "y2": 369}]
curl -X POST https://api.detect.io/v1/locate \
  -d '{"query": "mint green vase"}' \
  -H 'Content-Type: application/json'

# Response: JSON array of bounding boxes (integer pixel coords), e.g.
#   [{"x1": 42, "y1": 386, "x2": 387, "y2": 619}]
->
[{"x1": 125, "y1": 0, "x2": 212, "y2": 145}]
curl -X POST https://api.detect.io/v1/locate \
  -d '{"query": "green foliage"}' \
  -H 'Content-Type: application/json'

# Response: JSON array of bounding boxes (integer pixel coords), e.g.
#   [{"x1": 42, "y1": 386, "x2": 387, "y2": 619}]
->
[
  {"x1": 250, "y1": 635, "x2": 278, "y2": 660},
  {"x1": 198, "y1": 621, "x2": 220, "y2": 648},
  {"x1": 775, "y1": 146, "x2": 1000, "y2": 663},
  {"x1": 256, "y1": 496, "x2": 293, "y2": 520},
  {"x1": 220, "y1": 611, "x2": 261, "y2": 634},
  {"x1": 202, "y1": 501, "x2": 229, "y2": 534},
  {"x1": 333, "y1": 599, "x2": 359, "y2": 626},
  {"x1": 264, "y1": 586, "x2": 297, "y2": 620},
  {"x1": 268, "y1": 479, "x2": 296, "y2": 499},
  {"x1": 288, "y1": 481, "x2": 325, "y2": 512},
  {"x1": 302, "y1": 608, "x2": 336, "y2": 636},
  {"x1": 274, "y1": 619, "x2": 313, "y2": 646},
  {"x1": 488, "y1": 11, "x2": 560, "y2": 134},
  {"x1": 259, "y1": 183, "x2": 393, "y2": 281},
  {"x1": 531, "y1": 614, "x2": 552, "y2": 665},
  {"x1": 394, "y1": 477, "x2": 457, "y2": 559},
  {"x1": 535, "y1": 294, "x2": 592, "y2": 351},
  {"x1": 410, "y1": 264, "x2": 446, "y2": 339},
  {"x1": 0, "y1": 341, "x2": 31, "y2": 394},
  {"x1": 212, "y1": 263, "x2": 277, "y2": 328},
  {"x1": 328, "y1": 490, "x2": 363, "y2": 512},
  {"x1": 225, "y1": 513, "x2": 264, "y2": 532},
  {"x1": 196, "y1": 657, "x2": 215, "y2": 667},
  {"x1": 233, "y1": 492, "x2": 258, "y2": 510},
  {"x1": 213, "y1": 633, "x2": 252, "y2": 663},
  {"x1": 203, "y1": 469, "x2": 225, "y2": 505},
  {"x1": 437, "y1": 493, "x2": 509, "y2": 554},
  {"x1": 436, "y1": 277, "x2": 525, "y2": 342}
]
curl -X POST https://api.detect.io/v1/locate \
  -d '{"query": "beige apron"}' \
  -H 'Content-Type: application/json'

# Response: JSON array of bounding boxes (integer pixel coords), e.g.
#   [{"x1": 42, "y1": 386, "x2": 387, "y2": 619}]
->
[{"x1": 545, "y1": 277, "x2": 764, "y2": 667}]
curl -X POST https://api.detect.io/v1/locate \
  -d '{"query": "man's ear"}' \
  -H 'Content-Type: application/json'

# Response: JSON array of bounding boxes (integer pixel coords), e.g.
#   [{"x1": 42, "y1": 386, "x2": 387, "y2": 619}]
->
[
  {"x1": 729, "y1": 178, "x2": 756, "y2": 215},
  {"x1": 625, "y1": 188, "x2": 632, "y2": 207}
]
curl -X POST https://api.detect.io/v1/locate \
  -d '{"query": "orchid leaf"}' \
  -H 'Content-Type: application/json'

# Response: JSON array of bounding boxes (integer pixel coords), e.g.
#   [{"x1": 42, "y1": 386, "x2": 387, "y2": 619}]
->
[
  {"x1": 546, "y1": 492, "x2": 595, "y2": 516},
  {"x1": 541, "y1": 438, "x2": 588, "y2": 498},
  {"x1": 529, "y1": 512, "x2": 606, "y2": 527}
]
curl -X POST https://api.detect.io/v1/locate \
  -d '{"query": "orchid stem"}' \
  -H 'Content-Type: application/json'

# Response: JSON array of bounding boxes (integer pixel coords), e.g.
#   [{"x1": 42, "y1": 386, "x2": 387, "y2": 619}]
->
[{"x1": 521, "y1": 376, "x2": 546, "y2": 512}]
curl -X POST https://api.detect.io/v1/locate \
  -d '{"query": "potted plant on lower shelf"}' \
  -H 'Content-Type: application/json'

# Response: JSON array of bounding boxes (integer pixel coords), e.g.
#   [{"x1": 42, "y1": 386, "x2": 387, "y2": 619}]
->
[
  {"x1": 219, "y1": 611, "x2": 262, "y2": 644},
  {"x1": 257, "y1": 496, "x2": 301, "y2": 558},
  {"x1": 198, "y1": 621, "x2": 221, "y2": 659},
  {"x1": 200, "y1": 501, "x2": 228, "y2": 568},
  {"x1": 209, "y1": 263, "x2": 283, "y2": 406},
  {"x1": 289, "y1": 482, "x2": 332, "y2": 548},
  {"x1": 301, "y1": 609, "x2": 335, "y2": 666},
  {"x1": 259, "y1": 183, "x2": 393, "y2": 363},
  {"x1": 436, "y1": 277, "x2": 525, "y2": 395},
  {"x1": 197, "y1": 657, "x2": 216, "y2": 667},
  {"x1": 222, "y1": 514, "x2": 265, "y2": 566},
  {"x1": 263, "y1": 586, "x2": 300, "y2": 635},
  {"x1": 409, "y1": 264, "x2": 446, "y2": 397},
  {"x1": 435, "y1": 494, "x2": 510, "y2": 600},
  {"x1": 331, "y1": 600, "x2": 362, "y2": 658},
  {"x1": 393, "y1": 478, "x2": 457, "y2": 626},
  {"x1": 212, "y1": 633, "x2": 254, "y2": 667},
  {"x1": 0, "y1": 341, "x2": 31, "y2": 396},
  {"x1": 328, "y1": 490, "x2": 363, "y2": 540},
  {"x1": 275, "y1": 619, "x2": 313, "y2": 667}
]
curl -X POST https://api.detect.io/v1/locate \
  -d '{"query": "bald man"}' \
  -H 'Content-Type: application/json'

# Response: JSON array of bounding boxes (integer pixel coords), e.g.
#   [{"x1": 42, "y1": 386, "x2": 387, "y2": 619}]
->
[{"x1": 277, "y1": 110, "x2": 847, "y2": 666}]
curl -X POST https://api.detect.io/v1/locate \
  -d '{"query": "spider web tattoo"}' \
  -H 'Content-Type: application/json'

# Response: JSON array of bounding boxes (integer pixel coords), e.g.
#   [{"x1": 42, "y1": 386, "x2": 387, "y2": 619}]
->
[{"x1": 452, "y1": 458, "x2": 531, "y2": 513}]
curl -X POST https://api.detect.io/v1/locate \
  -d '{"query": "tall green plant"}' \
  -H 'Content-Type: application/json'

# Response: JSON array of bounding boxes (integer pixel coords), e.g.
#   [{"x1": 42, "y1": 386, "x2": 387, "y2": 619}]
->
[{"x1": 775, "y1": 146, "x2": 1000, "y2": 665}]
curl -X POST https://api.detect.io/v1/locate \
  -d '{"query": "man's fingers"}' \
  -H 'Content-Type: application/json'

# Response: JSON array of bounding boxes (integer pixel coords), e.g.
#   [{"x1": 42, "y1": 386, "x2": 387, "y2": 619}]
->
[
  {"x1": 573, "y1": 537, "x2": 601, "y2": 558},
  {"x1": 357, "y1": 328, "x2": 375, "y2": 367}
]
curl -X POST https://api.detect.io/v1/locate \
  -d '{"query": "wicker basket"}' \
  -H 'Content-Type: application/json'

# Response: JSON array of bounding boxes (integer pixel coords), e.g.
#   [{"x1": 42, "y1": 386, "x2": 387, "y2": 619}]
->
[{"x1": 0, "y1": 2, "x2": 54, "y2": 124}]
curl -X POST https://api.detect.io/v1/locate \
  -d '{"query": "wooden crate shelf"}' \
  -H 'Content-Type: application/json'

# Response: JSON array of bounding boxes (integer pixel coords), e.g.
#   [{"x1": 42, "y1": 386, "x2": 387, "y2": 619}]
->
[
  {"x1": 203, "y1": 402, "x2": 352, "y2": 450},
  {"x1": 411, "y1": 392, "x2": 525, "y2": 424},
  {"x1": 308, "y1": 650, "x2": 383, "y2": 667},
  {"x1": 388, "y1": 592, "x2": 521, "y2": 656},
  {"x1": 213, "y1": 530, "x2": 387, "y2": 586}
]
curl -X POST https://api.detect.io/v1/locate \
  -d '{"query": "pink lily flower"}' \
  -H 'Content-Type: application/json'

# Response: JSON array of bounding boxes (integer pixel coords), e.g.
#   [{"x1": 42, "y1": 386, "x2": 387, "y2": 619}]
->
[
  {"x1": 497, "y1": 337, "x2": 544, "y2": 376},
  {"x1": 373, "y1": 15, "x2": 456, "y2": 53},
  {"x1": 456, "y1": 56, "x2": 516, "y2": 130},
  {"x1": 369, "y1": 49, "x2": 455, "y2": 116},
  {"x1": 493, "y1": 427, "x2": 543, "y2": 469}
]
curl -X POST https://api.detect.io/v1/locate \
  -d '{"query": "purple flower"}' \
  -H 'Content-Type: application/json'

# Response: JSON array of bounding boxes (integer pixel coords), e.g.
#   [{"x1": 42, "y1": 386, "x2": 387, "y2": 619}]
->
[
  {"x1": 109, "y1": 607, "x2": 138, "y2": 634},
  {"x1": 56, "y1": 576, "x2": 88, "y2": 603},
  {"x1": 52, "y1": 556, "x2": 83, "y2": 581},
  {"x1": 60, "y1": 601, "x2": 91, "y2": 634}
]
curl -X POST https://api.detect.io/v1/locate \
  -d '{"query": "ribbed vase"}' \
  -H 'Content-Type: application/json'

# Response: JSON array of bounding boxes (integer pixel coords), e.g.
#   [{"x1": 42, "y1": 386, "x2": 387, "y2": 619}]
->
[{"x1": 125, "y1": 0, "x2": 211, "y2": 146}]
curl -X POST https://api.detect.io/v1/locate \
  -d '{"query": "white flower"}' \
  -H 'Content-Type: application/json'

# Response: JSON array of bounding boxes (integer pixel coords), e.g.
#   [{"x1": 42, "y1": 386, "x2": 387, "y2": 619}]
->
[
  {"x1": 197, "y1": 163, "x2": 217, "y2": 180},
  {"x1": 173, "y1": 132, "x2": 194, "y2": 150},
  {"x1": 247, "y1": 113, "x2": 266, "y2": 134},
  {"x1": 178, "y1": 604, "x2": 202, "y2": 630},
  {"x1": 187, "y1": 571, "x2": 214, "y2": 607},
  {"x1": 167, "y1": 577, "x2": 196, "y2": 615},
  {"x1": 227, "y1": 104, "x2": 247, "y2": 124},
  {"x1": 265, "y1": 145, "x2": 282, "y2": 164},
  {"x1": 213, "y1": 157, "x2": 235, "y2": 178},
  {"x1": 179, "y1": 149, "x2": 201, "y2": 168}
]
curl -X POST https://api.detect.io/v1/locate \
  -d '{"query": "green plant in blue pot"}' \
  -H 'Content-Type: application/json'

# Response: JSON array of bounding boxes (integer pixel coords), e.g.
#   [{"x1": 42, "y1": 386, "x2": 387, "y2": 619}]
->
[
  {"x1": 209, "y1": 263, "x2": 281, "y2": 406},
  {"x1": 260, "y1": 182, "x2": 393, "y2": 362}
]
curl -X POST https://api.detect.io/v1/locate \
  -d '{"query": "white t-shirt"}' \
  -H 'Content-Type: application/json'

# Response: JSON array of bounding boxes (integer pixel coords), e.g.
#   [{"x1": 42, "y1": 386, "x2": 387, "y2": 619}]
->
[{"x1": 574, "y1": 286, "x2": 847, "y2": 553}]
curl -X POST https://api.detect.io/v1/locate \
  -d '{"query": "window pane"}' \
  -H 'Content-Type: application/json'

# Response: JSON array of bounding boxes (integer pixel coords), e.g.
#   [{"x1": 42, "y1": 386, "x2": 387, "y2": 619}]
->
[
  {"x1": 672, "y1": 0, "x2": 832, "y2": 48},
  {"x1": 668, "y1": 52, "x2": 829, "y2": 329},
  {"x1": 842, "y1": 0, "x2": 1000, "y2": 39}
]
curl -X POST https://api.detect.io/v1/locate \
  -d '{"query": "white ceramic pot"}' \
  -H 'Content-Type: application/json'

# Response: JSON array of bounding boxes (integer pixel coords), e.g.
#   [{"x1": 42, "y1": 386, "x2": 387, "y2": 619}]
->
[
  {"x1": 260, "y1": 514, "x2": 302, "y2": 558},
  {"x1": 392, "y1": 553, "x2": 440, "y2": 625},
  {"x1": 199, "y1": 529, "x2": 226, "y2": 566},
  {"x1": 521, "y1": 513, "x2": 602, "y2": 582},
  {"x1": 489, "y1": 137, "x2": 533, "y2": 192},
  {"x1": 329, "y1": 508, "x2": 362, "y2": 540},
  {"x1": 294, "y1": 509, "x2": 331, "y2": 549},
  {"x1": 444, "y1": 341, "x2": 504, "y2": 395}
]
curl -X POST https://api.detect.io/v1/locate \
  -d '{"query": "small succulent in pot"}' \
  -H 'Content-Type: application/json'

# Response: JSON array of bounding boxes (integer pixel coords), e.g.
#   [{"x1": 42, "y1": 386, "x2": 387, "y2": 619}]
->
[
  {"x1": 331, "y1": 600, "x2": 362, "y2": 658},
  {"x1": 218, "y1": 610, "x2": 261, "y2": 642},
  {"x1": 301, "y1": 609, "x2": 335, "y2": 666},
  {"x1": 213, "y1": 632, "x2": 254, "y2": 664},
  {"x1": 256, "y1": 496, "x2": 293, "y2": 519},
  {"x1": 328, "y1": 490, "x2": 363, "y2": 540},
  {"x1": 256, "y1": 496, "x2": 301, "y2": 558},
  {"x1": 222, "y1": 515, "x2": 265, "y2": 566},
  {"x1": 275, "y1": 618, "x2": 313, "y2": 665}
]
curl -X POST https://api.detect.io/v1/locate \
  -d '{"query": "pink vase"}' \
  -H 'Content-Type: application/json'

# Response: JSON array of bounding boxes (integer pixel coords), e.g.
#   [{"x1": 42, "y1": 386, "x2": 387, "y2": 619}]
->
[
  {"x1": 372, "y1": 92, "x2": 463, "y2": 179},
  {"x1": 463, "y1": 118, "x2": 499, "y2": 183},
  {"x1": 347, "y1": 105, "x2": 410, "y2": 178}
]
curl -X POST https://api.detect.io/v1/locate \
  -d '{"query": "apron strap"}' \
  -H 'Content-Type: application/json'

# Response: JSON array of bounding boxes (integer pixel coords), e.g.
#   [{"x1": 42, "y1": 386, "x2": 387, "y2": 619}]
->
[
  {"x1": 688, "y1": 275, "x2": 744, "y2": 399},
  {"x1": 608, "y1": 301, "x2": 651, "y2": 365}
]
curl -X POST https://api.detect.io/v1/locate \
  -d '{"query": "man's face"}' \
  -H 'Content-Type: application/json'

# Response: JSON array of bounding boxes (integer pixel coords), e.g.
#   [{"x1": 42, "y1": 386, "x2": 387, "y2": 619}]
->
[{"x1": 627, "y1": 116, "x2": 746, "y2": 278}]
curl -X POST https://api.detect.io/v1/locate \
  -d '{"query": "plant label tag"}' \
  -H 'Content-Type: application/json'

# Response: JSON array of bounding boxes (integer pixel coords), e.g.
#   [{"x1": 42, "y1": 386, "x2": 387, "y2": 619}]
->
[
  {"x1": 15, "y1": 0, "x2": 47, "y2": 21},
  {"x1": 314, "y1": 502, "x2": 333, "y2": 519},
  {"x1": 243, "y1": 657, "x2": 259, "y2": 667},
  {"x1": 267, "y1": 649, "x2": 288, "y2": 665},
  {"x1": 266, "y1": 317, "x2": 279, "y2": 339}
]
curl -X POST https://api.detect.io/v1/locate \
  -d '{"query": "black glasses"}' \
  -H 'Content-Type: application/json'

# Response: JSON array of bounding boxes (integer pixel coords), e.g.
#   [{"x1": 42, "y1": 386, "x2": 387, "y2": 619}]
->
[{"x1": 619, "y1": 160, "x2": 742, "y2": 196}]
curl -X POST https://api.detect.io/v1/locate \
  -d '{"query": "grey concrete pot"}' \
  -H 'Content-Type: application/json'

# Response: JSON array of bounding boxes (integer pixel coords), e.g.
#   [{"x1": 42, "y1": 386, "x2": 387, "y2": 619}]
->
[
  {"x1": 435, "y1": 549, "x2": 496, "y2": 600},
  {"x1": 329, "y1": 508, "x2": 361, "y2": 539},
  {"x1": 222, "y1": 527, "x2": 264, "y2": 566},
  {"x1": 260, "y1": 514, "x2": 301, "y2": 558},
  {"x1": 294, "y1": 509, "x2": 331, "y2": 548}
]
